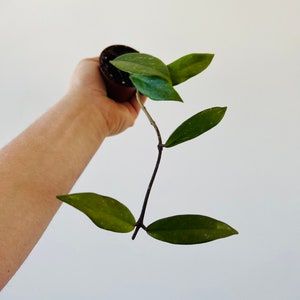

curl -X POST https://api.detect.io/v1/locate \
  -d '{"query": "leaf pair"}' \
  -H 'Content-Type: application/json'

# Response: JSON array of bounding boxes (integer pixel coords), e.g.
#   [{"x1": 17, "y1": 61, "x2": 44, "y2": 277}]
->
[
  {"x1": 110, "y1": 52, "x2": 214, "y2": 101},
  {"x1": 57, "y1": 193, "x2": 238, "y2": 245}
]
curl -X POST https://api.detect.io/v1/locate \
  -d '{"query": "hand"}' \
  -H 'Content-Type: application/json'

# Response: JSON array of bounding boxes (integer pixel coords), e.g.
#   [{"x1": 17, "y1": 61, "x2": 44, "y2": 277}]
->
[{"x1": 67, "y1": 57, "x2": 146, "y2": 137}]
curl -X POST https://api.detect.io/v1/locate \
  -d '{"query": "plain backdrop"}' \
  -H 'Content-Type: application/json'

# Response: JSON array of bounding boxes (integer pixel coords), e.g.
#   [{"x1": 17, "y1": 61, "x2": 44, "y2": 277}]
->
[{"x1": 1, "y1": 0, "x2": 299, "y2": 299}]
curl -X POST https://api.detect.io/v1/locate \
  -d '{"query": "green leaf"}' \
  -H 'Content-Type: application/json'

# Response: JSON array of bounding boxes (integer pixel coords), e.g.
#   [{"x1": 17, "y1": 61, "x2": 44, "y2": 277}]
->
[
  {"x1": 147, "y1": 214, "x2": 238, "y2": 245},
  {"x1": 57, "y1": 193, "x2": 136, "y2": 233},
  {"x1": 164, "y1": 107, "x2": 227, "y2": 147},
  {"x1": 110, "y1": 53, "x2": 171, "y2": 83},
  {"x1": 167, "y1": 53, "x2": 214, "y2": 85},
  {"x1": 130, "y1": 74, "x2": 183, "y2": 102}
]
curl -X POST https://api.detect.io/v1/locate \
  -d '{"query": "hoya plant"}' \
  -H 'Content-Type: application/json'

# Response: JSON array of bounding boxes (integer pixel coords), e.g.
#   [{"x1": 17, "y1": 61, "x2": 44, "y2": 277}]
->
[{"x1": 57, "y1": 45, "x2": 238, "y2": 245}]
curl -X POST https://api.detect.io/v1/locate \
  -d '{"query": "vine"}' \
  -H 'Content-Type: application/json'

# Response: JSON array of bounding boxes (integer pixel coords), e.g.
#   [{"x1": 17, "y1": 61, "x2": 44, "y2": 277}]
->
[{"x1": 57, "y1": 49, "x2": 238, "y2": 245}]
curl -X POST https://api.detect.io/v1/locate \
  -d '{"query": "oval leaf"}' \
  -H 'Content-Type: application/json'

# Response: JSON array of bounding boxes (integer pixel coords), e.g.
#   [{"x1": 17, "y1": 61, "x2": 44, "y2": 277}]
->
[
  {"x1": 110, "y1": 53, "x2": 171, "y2": 83},
  {"x1": 147, "y1": 214, "x2": 238, "y2": 245},
  {"x1": 164, "y1": 107, "x2": 227, "y2": 147},
  {"x1": 167, "y1": 53, "x2": 214, "y2": 86},
  {"x1": 130, "y1": 74, "x2": 183, "y2": 102},
  {"x1": 57, "y1": 193, "x2": 136, "y2": 233}
]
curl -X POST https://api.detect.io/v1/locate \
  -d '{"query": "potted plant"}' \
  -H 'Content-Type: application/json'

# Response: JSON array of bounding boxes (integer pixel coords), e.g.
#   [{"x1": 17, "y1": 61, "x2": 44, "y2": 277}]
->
[
  {"x1": 99, "y1": 44, "x2": 139, "y2": 102},
  {"x1": 57, "y1": 45, "x2": 238, "y2": 245}
]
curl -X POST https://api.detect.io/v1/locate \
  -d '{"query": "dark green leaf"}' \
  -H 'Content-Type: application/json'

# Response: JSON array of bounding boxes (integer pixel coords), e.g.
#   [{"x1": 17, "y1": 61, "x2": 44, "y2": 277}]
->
[
  {"x1": 110, "y1": 53, "x2": 171, "y2": 83},
  {"x1": 57, "y1": 193, "x2": 135, "y2": 233},
  {"x1": 147, "y1": 214, "x2": 238, "y2": 245},
  {"x1": 164, "y1": 107, "x2": 227, "y2": 147},
  {"x1": 167, "y1": 53, "x2": 214, "y2": 85},
  {"x1": 130, "y1": 74, "x2": 183, "y2": 102}
]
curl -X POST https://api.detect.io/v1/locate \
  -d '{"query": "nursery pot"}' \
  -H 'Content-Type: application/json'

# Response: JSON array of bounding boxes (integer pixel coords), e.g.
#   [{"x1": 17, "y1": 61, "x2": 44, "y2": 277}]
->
[{"x1": 99, "y1": 44, "x2": 138, "y2": 102}]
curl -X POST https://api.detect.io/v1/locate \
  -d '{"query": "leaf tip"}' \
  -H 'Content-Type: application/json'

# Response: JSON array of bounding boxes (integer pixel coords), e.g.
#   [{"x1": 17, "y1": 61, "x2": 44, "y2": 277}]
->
[
  {"x1": 231, "y1": 228, "x2": 239, "y2": 235},
  {"x1": 56, "y1": 194, "x2": 66, "y2": 201}
]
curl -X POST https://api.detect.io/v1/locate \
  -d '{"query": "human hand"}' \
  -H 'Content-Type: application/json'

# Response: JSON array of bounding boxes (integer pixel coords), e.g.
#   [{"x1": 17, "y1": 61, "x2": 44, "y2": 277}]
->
[{"x1": 67, "y1": 57, "x2": 146, "y2": 137}]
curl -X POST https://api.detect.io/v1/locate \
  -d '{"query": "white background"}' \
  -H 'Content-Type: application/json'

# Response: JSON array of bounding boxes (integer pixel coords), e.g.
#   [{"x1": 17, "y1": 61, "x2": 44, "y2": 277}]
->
[{"x1": 1, "y1": 0, "x2": 300, "y2": 299}]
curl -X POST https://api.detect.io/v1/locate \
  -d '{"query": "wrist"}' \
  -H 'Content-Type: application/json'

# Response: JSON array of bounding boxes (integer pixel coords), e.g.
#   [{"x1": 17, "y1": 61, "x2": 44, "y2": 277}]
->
[{"x1": 62, "y1": 90, "x2": 110, "y2": 142}]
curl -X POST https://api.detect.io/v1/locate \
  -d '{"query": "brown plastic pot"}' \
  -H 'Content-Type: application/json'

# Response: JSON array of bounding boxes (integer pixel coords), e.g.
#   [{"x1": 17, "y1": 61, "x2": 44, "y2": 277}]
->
[{"x1": 99, "y1": 44, "x2": 138, "y2": 102}]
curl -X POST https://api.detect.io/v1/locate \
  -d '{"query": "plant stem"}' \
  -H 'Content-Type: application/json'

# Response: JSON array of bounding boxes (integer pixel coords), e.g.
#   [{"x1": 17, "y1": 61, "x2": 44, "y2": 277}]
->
[{"x1": 132, "y1": 92, "x2": 164, "y2": 240}]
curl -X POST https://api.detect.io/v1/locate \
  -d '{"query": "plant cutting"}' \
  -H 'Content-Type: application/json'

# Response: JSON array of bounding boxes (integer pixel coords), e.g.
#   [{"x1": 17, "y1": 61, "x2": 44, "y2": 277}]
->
[{"x1": 57, "y1": 45, "x2": 238, "y2": 245}]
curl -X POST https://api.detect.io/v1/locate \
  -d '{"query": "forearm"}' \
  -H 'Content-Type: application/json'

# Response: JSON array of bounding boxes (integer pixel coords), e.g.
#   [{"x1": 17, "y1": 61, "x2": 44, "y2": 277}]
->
[{"x1": 0, "y1": 92, "x2": 107, "y2": 288}]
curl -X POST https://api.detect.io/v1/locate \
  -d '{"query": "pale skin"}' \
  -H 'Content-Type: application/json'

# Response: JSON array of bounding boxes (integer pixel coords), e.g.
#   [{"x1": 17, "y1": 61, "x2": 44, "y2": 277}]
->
[{"x1": 0, "y1": 57, "x2": 145, "y2": 290}]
